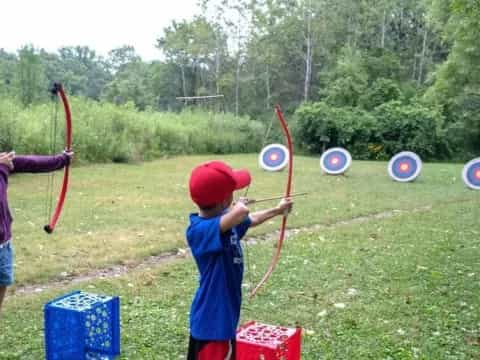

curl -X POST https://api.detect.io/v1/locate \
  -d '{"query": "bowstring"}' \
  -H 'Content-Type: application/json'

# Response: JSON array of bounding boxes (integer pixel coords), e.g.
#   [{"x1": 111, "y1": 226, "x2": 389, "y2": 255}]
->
[
  {"x1": 243, "y1": 112, "x2": 276, "y2": 302},
  {"x1": 45, "y1": 93, "x2": 58, "y2": 226},
  {"x1": 242, "y1": 183, "x2": 252, "y2": 298}
]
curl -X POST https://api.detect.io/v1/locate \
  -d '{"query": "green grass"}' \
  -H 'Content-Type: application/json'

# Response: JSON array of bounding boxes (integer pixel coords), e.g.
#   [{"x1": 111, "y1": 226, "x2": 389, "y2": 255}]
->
[
  {"x1": 8, "y1": 155, "x2": 471, "y2": 285},
  {"x1": 1, "y1": 155, "x2": 479, "y2": 359}
]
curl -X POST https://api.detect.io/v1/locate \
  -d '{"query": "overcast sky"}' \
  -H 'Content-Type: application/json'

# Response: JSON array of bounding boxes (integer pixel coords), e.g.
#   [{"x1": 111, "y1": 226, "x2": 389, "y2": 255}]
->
[{"x1": 0, "y1": 0, "x2": 199, "y2": 61}]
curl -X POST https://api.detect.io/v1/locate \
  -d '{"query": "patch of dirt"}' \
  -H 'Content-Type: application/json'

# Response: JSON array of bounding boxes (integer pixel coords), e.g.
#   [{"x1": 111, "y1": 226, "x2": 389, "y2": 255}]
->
[{"x1": 12, "y1": 206, "x2": 432, "y2": 297}]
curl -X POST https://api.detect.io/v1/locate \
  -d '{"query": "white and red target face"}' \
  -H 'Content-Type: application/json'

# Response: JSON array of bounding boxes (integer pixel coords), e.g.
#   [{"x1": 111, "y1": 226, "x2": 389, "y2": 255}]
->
[
  {"x1": 399, "y1": 162, "x2": 410, "y2": 172},
  {"x1": 388, "y1": 152, "x2": 422, "y2": 182},
  {"x1": 462, "y1": 157, "x2": 480, "y2": 190},
  {"x1": 269, "y1": 153, "x2": 279, "y2": 161},
  {"x1": 258, "y1": 144, "x2": 289, "y2": 171},
  {"x1": 320, "y1": 147, "x2": 352, "y2": 175}
]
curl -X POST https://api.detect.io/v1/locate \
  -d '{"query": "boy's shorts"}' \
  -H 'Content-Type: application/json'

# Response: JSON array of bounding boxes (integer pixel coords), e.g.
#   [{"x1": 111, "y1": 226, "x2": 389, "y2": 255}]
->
[
  {"x1": 187, "y1": 335, "x2": 236, "y2": 360},
  {"x1": 0, "y1": 241, "x2": 14, "y2": 286}
]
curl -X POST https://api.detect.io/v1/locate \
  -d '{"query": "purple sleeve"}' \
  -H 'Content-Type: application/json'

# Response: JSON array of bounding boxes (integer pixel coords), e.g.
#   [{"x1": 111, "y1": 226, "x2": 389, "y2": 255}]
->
[
  {"x1": 0, "y1": 165, "x2": 10, "y2": 178},
  {"x1": 12, "y1": 154, "x2": 70, "y2": 173}
]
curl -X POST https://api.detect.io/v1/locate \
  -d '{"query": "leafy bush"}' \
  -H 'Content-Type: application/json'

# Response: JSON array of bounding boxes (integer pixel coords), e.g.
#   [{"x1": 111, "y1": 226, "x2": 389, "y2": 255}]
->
[
  {"x1": 295, "y1": 100, "x2": 450, "y2": 160},
  {"x1": 295, "y1": 102, "x2": 376, "y2": 159},
  {"x1": 373, "y1": 101, "x2": 447, "y2": 160},
  {"x1": 359, "y1": 78, "x2": 403, "y2": 110}
]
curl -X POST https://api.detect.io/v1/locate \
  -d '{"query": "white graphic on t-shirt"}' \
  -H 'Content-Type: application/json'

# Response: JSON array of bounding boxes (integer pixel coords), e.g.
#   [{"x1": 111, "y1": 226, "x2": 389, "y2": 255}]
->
[{"x1": 230, "y1": 228, "x2": 243, "y2": 265}]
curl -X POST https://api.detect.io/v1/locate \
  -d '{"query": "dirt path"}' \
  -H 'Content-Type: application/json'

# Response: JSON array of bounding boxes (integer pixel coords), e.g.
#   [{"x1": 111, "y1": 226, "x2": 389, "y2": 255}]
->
[{"x1": 12, "y1": 206, "x2": 432, "y2": 296}]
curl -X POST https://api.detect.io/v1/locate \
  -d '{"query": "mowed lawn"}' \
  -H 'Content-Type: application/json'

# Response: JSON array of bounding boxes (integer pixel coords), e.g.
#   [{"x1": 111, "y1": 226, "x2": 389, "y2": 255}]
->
[{"x1": 1, "y1": 155, "x2": 479, "y2": 359}]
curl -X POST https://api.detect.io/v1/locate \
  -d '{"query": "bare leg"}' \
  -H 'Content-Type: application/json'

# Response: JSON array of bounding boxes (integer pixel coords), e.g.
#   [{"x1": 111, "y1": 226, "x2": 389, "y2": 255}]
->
[{"x1": 0, "y1": 286, "x2": 6, "y2": 313}]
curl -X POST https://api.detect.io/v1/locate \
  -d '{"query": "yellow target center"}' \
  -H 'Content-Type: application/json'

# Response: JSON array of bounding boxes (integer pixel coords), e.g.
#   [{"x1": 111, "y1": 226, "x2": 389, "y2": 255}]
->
[
  {"x1": 331, "y1": 157, "x2": 339, "y2": 165},
  {"x1": 400, "y1": 163, "x2": 409, "y2": 172},
  {"x1": 475, "y1": 169, "x2": 480, "y2": 179},
  {"x1": 270, "y1": 153, "x2": 279, "y2": 161}
]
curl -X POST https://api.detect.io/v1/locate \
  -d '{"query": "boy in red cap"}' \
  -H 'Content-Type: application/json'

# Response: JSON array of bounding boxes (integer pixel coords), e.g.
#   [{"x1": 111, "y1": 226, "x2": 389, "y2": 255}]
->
[{"x1": 187, "y1": 160, "x2": 293, "y2": 360}]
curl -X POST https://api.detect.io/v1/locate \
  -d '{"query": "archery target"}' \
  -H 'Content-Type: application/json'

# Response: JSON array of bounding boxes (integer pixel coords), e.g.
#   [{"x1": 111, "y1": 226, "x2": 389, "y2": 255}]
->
[
  {"x1": 320, "y1": 147, "x2": 352, "y2": 175},
  {"x1": 388, "y1": 151, "x2": 422, "y2": 182},
  {"x1": 259, "y1": 144, "x2": 289, "y2": 171},
  {"x1": 462, "y1": 157, "x2": 480, "y2": 190}
]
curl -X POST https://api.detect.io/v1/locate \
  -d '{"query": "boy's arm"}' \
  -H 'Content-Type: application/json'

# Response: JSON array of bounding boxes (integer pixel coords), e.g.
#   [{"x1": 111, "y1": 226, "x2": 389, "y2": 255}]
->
[
  {"x1": 220, "y1": 201, "x2": 250, "y2": 233},
  {"x1": 12, "y1": 153, "x2": 71, "y2": 173},
  {"x1": 249, "y1": 197, "x2": 293, "y2": 227}
]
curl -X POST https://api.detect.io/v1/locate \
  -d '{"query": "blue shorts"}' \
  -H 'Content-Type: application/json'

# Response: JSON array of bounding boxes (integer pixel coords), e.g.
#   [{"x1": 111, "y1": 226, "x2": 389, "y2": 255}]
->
[{"x1": 0, "y1": 241, "x2": 14, "y2": 286}]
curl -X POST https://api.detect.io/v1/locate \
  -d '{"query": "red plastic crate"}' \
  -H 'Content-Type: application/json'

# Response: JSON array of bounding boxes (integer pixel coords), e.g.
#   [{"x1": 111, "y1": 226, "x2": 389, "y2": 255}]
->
[{"x1": 237, "y1": 321, "x2": 302, "y2": 360}]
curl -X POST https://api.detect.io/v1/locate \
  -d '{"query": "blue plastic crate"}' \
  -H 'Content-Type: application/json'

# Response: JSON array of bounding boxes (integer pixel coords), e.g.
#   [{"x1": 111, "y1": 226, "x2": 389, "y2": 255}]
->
[{"x1": 44, "y1": 291, "x2": 120, "y2": 360}]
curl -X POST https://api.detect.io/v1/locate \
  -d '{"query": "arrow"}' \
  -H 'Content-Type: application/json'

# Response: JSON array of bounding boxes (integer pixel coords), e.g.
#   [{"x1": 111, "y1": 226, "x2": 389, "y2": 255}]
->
[{"x1": 244, "y1": 192, "x2": 308, "y2": 205}]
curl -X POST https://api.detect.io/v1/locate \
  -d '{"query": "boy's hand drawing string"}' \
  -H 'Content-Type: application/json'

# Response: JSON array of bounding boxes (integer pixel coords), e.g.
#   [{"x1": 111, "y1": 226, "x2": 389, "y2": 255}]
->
[
  {"x1": 44, "y1": 83, "x2": 73, "y2": 234},
  {"x1": 248, "y1": 104, "x2": 293, "y2": 299}
]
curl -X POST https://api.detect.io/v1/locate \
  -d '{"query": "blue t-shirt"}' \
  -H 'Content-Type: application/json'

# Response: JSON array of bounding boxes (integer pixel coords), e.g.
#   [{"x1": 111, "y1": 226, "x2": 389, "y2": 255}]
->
[{"x1": 187, "y1": 213, "x2": 251, "y2": 340}]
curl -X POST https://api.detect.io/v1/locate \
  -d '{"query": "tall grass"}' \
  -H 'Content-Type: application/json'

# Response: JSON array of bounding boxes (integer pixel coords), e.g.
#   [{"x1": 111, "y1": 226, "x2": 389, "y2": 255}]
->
[{"x1": 0, "y1": 98, "x2": 265, "y2": 163}]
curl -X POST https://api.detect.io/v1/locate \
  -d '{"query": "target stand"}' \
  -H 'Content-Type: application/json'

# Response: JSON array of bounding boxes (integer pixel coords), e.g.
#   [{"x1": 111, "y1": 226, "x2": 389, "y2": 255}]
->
[
  {"x1": 259, "y1": 144, "x2": 290, "y2": 172},
  {"x1": 462, "y1": 157, "x2": 480, "y2": 190},
  {"x1": 320, "y1": 147, "x2": 352, "y2": 175},
  {"x1": 388, "y1": 151, "x2": 422, "y2": 182}
]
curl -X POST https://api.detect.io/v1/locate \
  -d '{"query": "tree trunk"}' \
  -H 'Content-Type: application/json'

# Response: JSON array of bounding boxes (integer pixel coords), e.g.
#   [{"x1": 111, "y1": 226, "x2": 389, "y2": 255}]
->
[
  {"x1": 381, "y1": 8, "x2": 386, "y2": 49},
  {"x1": 235, "y1": 52, "x2": 241, "y2": 117},
  {"x1": 215, "y1": 34, "x2": 221, "y2": 95},
  {"x1": 411, "y1": 54, "x2": 417, "y2": 81},
  {"x1": 303, "y1": 0, "x2": 313, "y2": 102},
  {"x1": 180, "y1": 63, "x2": 187, "y2": 100},
  {"x1": 265, "y1": 63, "x2": 271, "y2": 109},
  {"x1": 347, "y1": 15, "x2": 352, "y2": 47},
  {"x1": 417, "y1": 28, "x2": 428, "y2": 86}
]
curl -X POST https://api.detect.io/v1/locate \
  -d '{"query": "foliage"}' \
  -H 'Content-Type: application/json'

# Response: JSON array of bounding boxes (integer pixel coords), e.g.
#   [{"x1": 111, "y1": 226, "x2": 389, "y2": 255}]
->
[
  {"x1": 321, "y1": 47, "x2": 369, "y2": 108},
  {"x1": 0, "y1": 97, "x2": 264, "y2": 163},
  {"x1": 295, "y1": 102, "x2": 377, "y2": 158},
  {"x1": 16, "y1": 46, "x2": 48, "y2": 106},
  {"x1": 425, "y1": 0, "x2": 480, "y2": 154},
  {"x1": 359, "y1": 78, "x2": 403, "y2": 110},
  {"x1": 295, "y1": 100, "x2": 448, "y2": 160},
  {"x1": 373, "y1": 100, "x2": 447, "y2": 159}
]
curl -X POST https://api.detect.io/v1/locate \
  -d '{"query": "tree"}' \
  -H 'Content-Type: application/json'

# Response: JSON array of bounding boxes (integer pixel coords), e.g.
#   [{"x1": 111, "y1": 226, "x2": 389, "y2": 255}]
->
[
  {"x1": 0, "y1": 49, "x2": 17, "y2": 97},
  {"x1": 321, "y1": 47, "x2": 369, "y2": 107},
  {"x1": 102, "y1": 61, "x2": 154, "y2": 110},
  {"x1": 157, "y1": 17, "x2": 219, "y2": 99},
  {"x1": 16, "y1": 46, "x2": 47, "y2": 106},
  {"x1": 425, "y1": 0, "x2": 480, "y2": 153},
  {"x1": 52, "y1": 46, "x2": 111, "y2": 99},
  {"x1": 107, "y1": 46, "x2": 141, "y2": 73}
]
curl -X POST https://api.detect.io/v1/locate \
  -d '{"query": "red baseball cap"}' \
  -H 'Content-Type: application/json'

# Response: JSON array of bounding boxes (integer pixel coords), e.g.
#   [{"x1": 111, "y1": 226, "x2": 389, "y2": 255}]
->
[{"x1": 189, "y1": 160, "x2": 251, "y2": 207}]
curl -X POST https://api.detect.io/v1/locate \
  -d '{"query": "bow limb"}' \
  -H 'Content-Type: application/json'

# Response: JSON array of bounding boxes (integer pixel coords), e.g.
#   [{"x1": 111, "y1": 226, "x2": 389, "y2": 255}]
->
[
  {"x1": 249, "y1": 104, "x2": 293, "y2": 298},
  {"x1": 44, "y1": 83, "x2": 72, "y2": 234}
]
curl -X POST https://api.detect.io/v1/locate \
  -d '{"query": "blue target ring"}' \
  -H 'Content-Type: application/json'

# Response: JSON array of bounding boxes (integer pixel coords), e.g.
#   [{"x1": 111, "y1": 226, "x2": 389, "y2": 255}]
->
[
  {"x1": 320, "y1": 147, "x2": 352, "y2": 175},
  {"x1": 462, "y1": 157, "x2": 480, "y2": 190},
  {"x1": 259, "y1": 144, "x2": 289, "y2": 171},
  {"x1": 388, "y1": 151, "x2": 422, "y2": 182}
]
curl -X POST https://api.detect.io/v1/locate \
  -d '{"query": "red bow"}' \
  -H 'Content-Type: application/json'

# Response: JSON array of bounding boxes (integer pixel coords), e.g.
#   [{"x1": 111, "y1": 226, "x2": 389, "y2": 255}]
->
[
  {"x1": 249, "y1": 105, "x2": 293, "y2": 298},
  {"x1": 44, "y1": 83, "x2": 72, "y2": 234}
]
